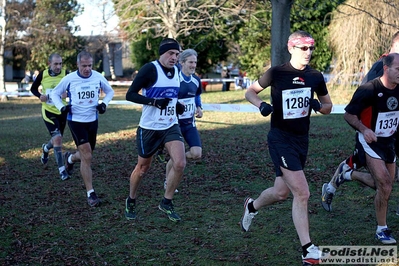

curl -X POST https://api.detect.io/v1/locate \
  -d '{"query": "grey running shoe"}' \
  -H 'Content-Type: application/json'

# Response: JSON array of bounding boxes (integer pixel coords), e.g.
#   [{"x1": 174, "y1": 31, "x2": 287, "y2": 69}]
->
[
  {"x1": 331, "y1": 160, "x2": 351, "y2": 188},
  {"x1": 60, "y1": 170, "x2": 69, "y2": 181},
  {"x1": 125, "y1": 198, "x2": 136, "y2": 220},
  {"x1": 158, "y1": 200, "x2": 181, "y2": 222},
  {"x1": 87, "y1": 192, "x2": 100, "y2": 207},
  {"x1": 321, "y1": 183, "x2": 334, "y2": 212},
  {"x1": 240, "y1": 197, "x2": 258, "y2": 232},
  {"x1": 376, "y1": 228, "x2": 397, "y2": 244},
  {"x1": 41, "y1": 144, "x2": 49, "y2": 168},
  {"x1": 64, "y1": 152, "x2": 74, "y2": 176}
]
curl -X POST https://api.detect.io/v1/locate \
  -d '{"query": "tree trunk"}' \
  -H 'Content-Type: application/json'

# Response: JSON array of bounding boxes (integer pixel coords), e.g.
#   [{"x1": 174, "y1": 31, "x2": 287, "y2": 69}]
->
[
  {"x1": 105, "y1": 42, "x2": 116, "y2": 80},
  {"x1": 0, "y1": 0, "x2": 7, "y2": 102},
  {"x1": 270, "y1": 0, "x2": 292, "y2": 67}
]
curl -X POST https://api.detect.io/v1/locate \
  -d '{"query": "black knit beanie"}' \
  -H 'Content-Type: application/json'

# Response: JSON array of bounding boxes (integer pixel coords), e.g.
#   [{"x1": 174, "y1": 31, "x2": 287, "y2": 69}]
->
[{"x1": 159, "y1": 38, "x2": 180, "y2": 55}]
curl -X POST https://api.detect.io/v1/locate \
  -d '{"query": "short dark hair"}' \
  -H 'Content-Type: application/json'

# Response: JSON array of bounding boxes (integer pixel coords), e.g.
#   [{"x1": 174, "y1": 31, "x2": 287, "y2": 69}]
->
[
  {"x1": 383, "y1": 53, "x2": 397, "y2": 67},
  {"x1": 49, "y1": 53, "x2": 62, "y2": 63},
  {"x1": 77, "y1": 51, "x2": 92, "y2": 62}
]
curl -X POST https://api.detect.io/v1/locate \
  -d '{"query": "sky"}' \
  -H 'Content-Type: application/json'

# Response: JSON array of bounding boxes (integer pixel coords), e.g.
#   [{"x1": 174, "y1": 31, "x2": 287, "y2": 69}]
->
[{"x1": 73, "y1": 0, "x2": 119, "y2": 36}]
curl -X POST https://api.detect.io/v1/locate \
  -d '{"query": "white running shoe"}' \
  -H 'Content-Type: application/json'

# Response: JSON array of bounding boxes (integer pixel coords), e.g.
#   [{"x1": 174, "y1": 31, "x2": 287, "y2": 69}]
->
[
  {"x1": 240, "y1": 197, "x2": 257, "y2": 232},
  {"x1": 302, "y1": 244, "x2": 329, "y2": 265}
]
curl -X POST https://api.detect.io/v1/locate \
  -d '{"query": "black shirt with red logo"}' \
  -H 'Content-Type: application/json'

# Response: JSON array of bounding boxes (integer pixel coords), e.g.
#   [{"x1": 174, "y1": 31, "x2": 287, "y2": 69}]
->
[{"x1": 258, "y1": 62, "x2": 328, "y2": 135}]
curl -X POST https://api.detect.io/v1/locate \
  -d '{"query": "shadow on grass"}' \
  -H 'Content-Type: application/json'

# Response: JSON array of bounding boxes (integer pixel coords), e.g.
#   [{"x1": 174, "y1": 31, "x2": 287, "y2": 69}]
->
[{"x1": 1, "y1": 98, "x2": 398, "y2": 265}]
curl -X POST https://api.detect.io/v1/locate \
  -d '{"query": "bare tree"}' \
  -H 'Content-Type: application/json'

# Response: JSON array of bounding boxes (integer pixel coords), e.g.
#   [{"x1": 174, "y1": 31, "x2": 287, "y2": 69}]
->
[
  {"x1": 114, "y1": 0, "x2": 249, "y2": 40},
  {"x1": 328, "y1": 0, "x2": 399, "y2": 86}
]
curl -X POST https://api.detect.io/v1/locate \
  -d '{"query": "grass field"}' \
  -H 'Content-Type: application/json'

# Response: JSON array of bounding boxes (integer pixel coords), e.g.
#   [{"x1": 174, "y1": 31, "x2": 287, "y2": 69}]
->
[{"x1": 1, "y1": 88, "x2": 398, "y2": 265}]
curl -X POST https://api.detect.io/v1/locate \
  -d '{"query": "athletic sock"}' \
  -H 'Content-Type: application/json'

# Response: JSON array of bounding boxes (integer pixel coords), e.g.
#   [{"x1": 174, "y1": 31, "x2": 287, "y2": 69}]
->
[
  {"x1": 87, "y1": 189, "x2": 94, "y2": 198},
  {"x1": 162, "y1": 197, "x2": 172, "y2": 205},
  {"x1": 127, "y1": 197, "x2": 136, "y2": 204},
  {"x1": 344, "y1": 170, "x2": 353, "y2": 180},
  {"x1": 302, "y1": 242, "x2": 312, "y2": 257},
  {"x1": 248, "y1": 201, "x2": 257, "y2": 213},
  {"x1": 327, "y1": 183, "x2": 336, "y2": 193},
  {"x1": 54, "y1": 146, "x2": 64, "y2": 169},
  {"x1": 68, "y1": 154, "x2": 74, "y2": 164},
  {"x1": 377, "y1": 225, "x2": 388, "y2": 233}
]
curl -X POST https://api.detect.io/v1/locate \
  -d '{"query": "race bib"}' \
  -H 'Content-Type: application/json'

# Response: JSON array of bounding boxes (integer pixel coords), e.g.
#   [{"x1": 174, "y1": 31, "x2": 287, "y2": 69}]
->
[
  {"x1": 178, "y1": 98, "x2": 196, "y2": 119},
  {"x1": 45, "y1": 88, "x2": 54, "y2": 105},
  {"x1": 153, "y1": 99, "x2": 178, "y2": 122},
  {"x1": 374, "y1": 111, "x2": 399, "y2": 137},
  {"x1": 70, "y1": 84, "x2": 99, "y2": 106},
  {"x1": 282, "y1": 87, "x2": 311, "y2": 119}
]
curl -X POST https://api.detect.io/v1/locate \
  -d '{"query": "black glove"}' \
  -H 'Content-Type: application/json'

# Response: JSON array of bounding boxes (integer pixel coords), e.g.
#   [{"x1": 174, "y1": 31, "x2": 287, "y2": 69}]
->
[
  {"x1": 153, "y1": 98, "x2": 171, "y2": 110},
  {"x1": 96, "y1": 102, "x2": 107, "y2": 114},
  {"x1": 310, "y1": 99, "x2": 321, "y2": 112},
  {"x1": 259, "y1": 102, "x2": 273, "y2": 117},
  {"x1": 176, "y1": 101, "x2": 185, "y2": 115},
  {"x1": 60, "y1": 105, "x2": 71, "y2": 115}
]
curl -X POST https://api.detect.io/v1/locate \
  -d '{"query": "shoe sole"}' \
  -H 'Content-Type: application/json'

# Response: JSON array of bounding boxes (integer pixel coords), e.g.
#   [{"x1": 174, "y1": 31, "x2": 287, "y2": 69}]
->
[
  {"x1": 88, "y1": 200, "x2": 100, "y2": 207},
  {"x1": 125, "y1": 213, "x2": 136, "y2": 220},
  {"x1": 321, "y1": 183, "x2": 332, "y2": 212},
  {"x1": 60, "y1": 176, "x2": 70, "y2": 181},
  {"x1": 158, "y1": 205, "x2": 181, "y2": 222}
]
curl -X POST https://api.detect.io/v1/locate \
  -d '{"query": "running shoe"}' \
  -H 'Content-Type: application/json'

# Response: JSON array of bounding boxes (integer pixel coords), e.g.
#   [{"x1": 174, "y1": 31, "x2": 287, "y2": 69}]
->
[
  {"x1": 41, "y1": 144, "x2": 49, "y2": 168},
  {"x1": 64, "y1": 152, "x2": 74, "y2": 176},
  {"x1": 376, "y1": 228, "x2": 397, "y2": 244},
  {"x1": 302, "y1": 244, "x2": 329, "y2": 265},
  {"x1": 156, "y1": 149, "x2": 167, "y2": 164},
  {"x1": 331, "y1": 160, "x2": 351, "y2": 188},
  {"x1": 60, "y1": 170, "x2": 69, "y2": 181},
  {"x1": 125, "y1": 198, "x2": 136, "y2": 220},
  {"x1": 158, "y1": 200, "x2": 181, "y2": 222},
  {"x1": 87, "y1": 192, "x2": 100, "y2": 207},
  {"x1": 321, "y1": 183, "x2": 334, "y2": 212},
  {"x1": 240, "y1": 197, "x2": 258, "y2": 232}
]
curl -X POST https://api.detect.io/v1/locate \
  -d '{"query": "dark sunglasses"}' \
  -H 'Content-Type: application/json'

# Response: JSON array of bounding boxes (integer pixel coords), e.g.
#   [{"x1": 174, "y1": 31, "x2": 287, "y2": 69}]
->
[{"x1": 294, "y1": 46, "x2": 315, "y2": 51}]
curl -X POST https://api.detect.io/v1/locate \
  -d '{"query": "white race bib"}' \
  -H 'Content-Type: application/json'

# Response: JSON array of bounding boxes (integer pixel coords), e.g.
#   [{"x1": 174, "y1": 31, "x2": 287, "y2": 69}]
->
[
  {"x1": 70, "y1": 84, "x2": 98, "y2": 106},
  {"x1": 282, "y1": 87, "x2": 311, "y2": 119},
  {"x1": 153, "y1": 99, "x2": 178, "y2": 122},
  {"x1": 374, "y1": 111, "x2": 399, "y2": 137},
  {"x1": 178, "y1": 98, "x2": 196, "y2": 119},
  {"x1": 45, "y1": 88, "x2": 55, "y2": 105}
]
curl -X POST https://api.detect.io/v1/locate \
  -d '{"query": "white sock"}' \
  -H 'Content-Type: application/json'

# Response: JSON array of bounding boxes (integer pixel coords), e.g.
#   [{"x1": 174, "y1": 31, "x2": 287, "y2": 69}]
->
[
  {"x1": 87, "y1": 189, "x2": 94, "y2": 197},
  {"x1": 58, "y1": 166, "x2": 66, "y2": 174},
  {"x1": 327, "y1": 183, "x2": 336, "y2": 193},
  {"x1": 68, "y1": 155, "x2": 74, "y2": 164},
  {"x1": 43, "y1": 145, "x2": 49, "y2": 153},
  {"x1": 376, "y1": 225, "x2": 387, "y2": 233},
  {"x1": 344, "y1": 169, "x2": 353, "y2": 180}
]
